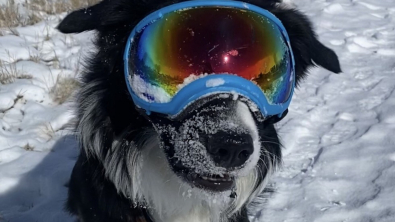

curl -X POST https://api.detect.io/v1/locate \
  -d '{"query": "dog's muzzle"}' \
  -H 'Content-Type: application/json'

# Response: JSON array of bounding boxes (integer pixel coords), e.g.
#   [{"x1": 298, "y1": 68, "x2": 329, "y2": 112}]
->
[
  {"x1": 146, "y1": 94, "x2": 260, "y2": 192},
  {"x1": 202, "y1": 130, "x2": 253, "y2": 169}
]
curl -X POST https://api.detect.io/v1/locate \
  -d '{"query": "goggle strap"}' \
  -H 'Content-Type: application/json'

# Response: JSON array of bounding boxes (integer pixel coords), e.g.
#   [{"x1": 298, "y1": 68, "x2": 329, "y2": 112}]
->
[{"x1": 265, "y1": 109, "x2": 289, "y2": 125}]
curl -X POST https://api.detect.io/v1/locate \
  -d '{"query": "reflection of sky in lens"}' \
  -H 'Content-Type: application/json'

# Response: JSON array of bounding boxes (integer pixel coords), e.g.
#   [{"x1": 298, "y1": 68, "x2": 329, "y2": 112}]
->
[{"x1": 129, "y1": 7, "x2": 293, "y2": 104}]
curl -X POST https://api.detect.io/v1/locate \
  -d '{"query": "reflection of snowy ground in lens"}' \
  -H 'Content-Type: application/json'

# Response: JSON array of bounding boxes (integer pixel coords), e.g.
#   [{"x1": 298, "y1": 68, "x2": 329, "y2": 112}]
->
[{"x1": 0, "y1": 0, "x2": 394, "y2": 221}]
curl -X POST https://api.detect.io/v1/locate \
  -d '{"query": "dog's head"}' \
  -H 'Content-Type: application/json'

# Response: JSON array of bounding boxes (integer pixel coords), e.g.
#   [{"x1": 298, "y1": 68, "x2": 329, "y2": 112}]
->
[{"x1": 59, "y1": 0, "x2": 340, "y2": 219}]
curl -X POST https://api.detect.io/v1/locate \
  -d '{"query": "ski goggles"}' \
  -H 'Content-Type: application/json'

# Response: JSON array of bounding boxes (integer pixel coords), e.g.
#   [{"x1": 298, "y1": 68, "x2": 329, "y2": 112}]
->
[{"x1": 124, "y1": 0, "x2": 295, "y2": 118}]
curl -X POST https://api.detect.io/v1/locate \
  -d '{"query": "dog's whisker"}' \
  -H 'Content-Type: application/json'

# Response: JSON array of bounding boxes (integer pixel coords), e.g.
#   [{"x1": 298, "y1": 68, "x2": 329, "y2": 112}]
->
[
  {"x1": 260, "y1": 140, "x2": 282, "y2": 147},
  {"x1": 258, "y1": 157, "x2": 269, "y2": 172}
]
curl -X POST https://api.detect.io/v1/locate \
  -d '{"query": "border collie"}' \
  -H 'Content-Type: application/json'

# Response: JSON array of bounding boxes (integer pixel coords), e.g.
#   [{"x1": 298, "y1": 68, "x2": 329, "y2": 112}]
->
[{"x1": 57, "y1": 0, "x2": 341, "y2": 221}]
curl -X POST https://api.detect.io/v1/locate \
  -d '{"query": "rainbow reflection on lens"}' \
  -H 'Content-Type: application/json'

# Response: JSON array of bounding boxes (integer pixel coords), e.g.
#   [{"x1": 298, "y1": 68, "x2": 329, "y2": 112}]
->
[{"x1": 126, "y1": 5, "x2": 294, "y2": 106}]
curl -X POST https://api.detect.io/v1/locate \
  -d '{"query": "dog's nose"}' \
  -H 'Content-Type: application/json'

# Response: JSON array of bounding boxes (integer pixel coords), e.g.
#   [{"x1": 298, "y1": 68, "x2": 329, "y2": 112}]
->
[{"x1": 205, "y1": 131, "x2": 254, "y2": 169}]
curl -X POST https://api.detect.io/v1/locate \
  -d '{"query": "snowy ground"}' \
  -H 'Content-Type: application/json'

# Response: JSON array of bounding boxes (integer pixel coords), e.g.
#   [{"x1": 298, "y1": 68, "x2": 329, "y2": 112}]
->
[
  {"x1": 0, "y1": 13, "x2": 94, "y2": 222},
  {"x1": 1, "y1": 0, "x2": 395, "y2": 221}
]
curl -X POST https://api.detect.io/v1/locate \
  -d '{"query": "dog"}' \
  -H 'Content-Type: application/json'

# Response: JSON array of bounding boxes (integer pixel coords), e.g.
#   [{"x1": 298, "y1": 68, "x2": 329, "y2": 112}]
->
[{"x1": 57, "y1": 0, "x2": 341, "y2": 221}]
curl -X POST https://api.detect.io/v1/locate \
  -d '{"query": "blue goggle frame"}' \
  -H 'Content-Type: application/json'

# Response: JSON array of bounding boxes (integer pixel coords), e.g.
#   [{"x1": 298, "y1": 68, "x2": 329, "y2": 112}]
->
[{"x1": 124, "y1": 0, "x2": 295, "y2": 118}]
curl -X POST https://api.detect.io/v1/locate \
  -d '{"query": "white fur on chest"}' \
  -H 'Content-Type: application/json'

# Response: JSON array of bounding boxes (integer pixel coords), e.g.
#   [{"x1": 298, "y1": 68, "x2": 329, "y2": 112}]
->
[{"x1": 140, "y1": 144, "x2": 230, "y2": 222}]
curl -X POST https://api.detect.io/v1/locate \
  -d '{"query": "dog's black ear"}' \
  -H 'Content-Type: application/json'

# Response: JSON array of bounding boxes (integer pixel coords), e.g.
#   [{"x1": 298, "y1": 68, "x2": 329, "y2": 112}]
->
[
  {"x1": 272, "y1": 8, "x2": 342, "y2": 85},
  {"x1": 310, "y1": 38, "x2": 342, "y2": 74},
  {"x1": 57, "y1": 1, "x2": 107, "y2": 33},
  {"x1": 58, "y1": 0, "x2": 159, "y2": 34}
]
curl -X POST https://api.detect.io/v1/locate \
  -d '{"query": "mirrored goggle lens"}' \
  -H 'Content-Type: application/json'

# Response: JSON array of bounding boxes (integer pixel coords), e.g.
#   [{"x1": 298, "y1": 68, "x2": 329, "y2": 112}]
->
[{"x1": 126, "y1": 6, "x2": 294, "y2": 105}]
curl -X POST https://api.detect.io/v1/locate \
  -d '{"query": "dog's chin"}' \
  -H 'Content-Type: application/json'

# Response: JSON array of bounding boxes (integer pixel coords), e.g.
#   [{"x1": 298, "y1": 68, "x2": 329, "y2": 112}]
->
[{"x1": 171, "y1": 162, "x2": 236, "y2": 192}]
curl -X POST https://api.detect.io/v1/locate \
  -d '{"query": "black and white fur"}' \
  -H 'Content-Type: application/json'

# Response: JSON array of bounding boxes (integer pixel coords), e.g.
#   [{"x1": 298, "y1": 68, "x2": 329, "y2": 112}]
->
[{"x1": 58, "y1": 0, "x2": 341, "y2": 221}]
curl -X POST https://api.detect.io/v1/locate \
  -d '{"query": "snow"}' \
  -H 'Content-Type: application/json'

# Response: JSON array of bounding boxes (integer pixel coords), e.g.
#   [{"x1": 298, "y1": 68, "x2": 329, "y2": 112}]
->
[
  {"x1": 206, "y1": 78, "x2": 225, "y2": 88},
  {"x1": 0, "y1": 13, "x2": 93, "y2": 222},
  {"x1": 1, "y1": 0, "x2": 395, "y2": 222},
  {"x1": 130, "y1": 74, "x2": 172, "y2": 103},
  {"x1": 0, "y1": 92, "x2": 15, "y2": 111},
  {"x1": 177, "y1": 73, "x2": 208, "y2": 90},
  {"x1": 131, "y1": 73, "x2": 216, "y2": 103},
  {"x1": 256, "y1": 0, "x2": 395, "y2": 221}
]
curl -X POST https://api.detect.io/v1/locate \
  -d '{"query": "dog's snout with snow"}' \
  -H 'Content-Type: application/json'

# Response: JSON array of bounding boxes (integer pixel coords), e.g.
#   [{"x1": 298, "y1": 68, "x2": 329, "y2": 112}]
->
[
  {"x1": 154, "y1": 95, "x2": 262, "y2": 192},
  {"x1": 204, "y1": 130, "x2": 253, "y2": 169},
  {"x1": 187, "y1": 97, "x2": 258, "y2": 170}
]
